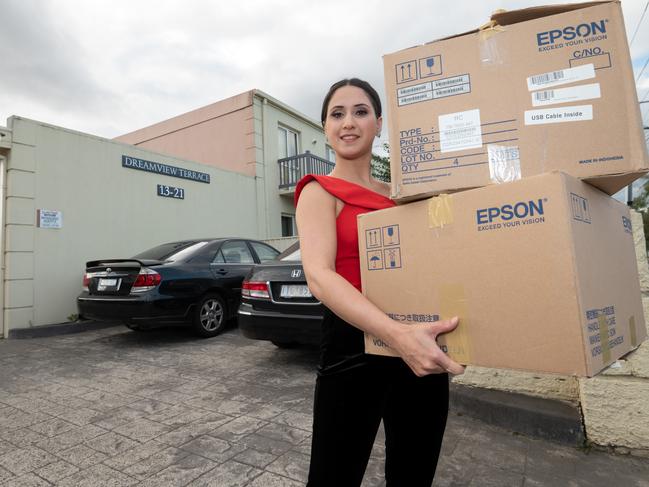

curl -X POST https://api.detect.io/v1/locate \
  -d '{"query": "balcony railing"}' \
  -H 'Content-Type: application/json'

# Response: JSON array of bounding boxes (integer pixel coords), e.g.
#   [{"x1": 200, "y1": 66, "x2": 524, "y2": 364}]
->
[{"x1": 278, "y1": 151, "x2": 334, "y2": 190}]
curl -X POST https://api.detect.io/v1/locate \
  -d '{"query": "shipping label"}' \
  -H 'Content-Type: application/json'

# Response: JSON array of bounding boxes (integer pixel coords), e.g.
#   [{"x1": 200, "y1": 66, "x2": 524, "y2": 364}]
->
[
  {"x1": 397, "y1": 117, "x2": 518, "y2": 185},
  {"x1": 526, "y1": 64, "x2": 595, "y2": 91},
  {"x1": 524, "y1": 105, "x2": 593, "y2": 125},
  {"x1": 569, "y1": 48, "x2": 612, "y2": 70},
  {"x1": 531, "y1": 83, "x2": 601, "y2": 107},
  {"x1": 439, "y1": 109, "x2": 483, "y2": 153},
  {"x1": 397, "y1": 74, "x2": 471, "y2": 106}
]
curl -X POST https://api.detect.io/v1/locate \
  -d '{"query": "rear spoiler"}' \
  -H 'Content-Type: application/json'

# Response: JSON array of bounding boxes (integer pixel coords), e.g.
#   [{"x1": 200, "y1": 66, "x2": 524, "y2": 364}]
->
[{"x1": 85, "y1": 258, "x2": 164, "y2": 268}]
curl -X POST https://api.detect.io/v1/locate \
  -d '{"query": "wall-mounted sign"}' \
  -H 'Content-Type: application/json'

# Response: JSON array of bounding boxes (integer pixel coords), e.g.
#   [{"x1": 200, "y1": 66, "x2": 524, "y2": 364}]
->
[
  {"x1": 122, "y1": 155, "x2": 210, "y2": 183},
  {"x1": 37, "y1": 209, "x2": 63, "y2": 228},
  {"x1": 157, "y1": 184, "x2": 185, "y2": 200}
]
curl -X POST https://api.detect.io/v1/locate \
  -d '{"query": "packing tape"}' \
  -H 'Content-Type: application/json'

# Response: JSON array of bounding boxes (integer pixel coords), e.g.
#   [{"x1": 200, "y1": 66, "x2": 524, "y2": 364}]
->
[
  {"x1": 478, "y1": 15, "x2": 505, "y2": 64},
  {"x1": 488, "y1": 145, "x2": 522, "y2": 184},
  {"x1": 428, "y1": 194, "x2": 454, "y2": 229},
  {"x1": 439, "y1": 284, "x2": 471, "y2": 364},
  {"x1": 478, "y1": 20, "x2": 506, "y2": 40},
  {"x1": 597, "y1": 312, "x2": 611, "y2": 364},
  {"x1": 630, "y1": 316, "x2": 638, "y2": 348}
]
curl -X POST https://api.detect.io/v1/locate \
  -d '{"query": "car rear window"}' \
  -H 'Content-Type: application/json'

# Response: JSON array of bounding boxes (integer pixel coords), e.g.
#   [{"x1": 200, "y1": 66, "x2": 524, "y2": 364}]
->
[
  {"x1": 133, "y1": 241, "x2": 209, "y2": 261},
  {"x1": 276, "y1": 241, "x2": 301, "y2": 261}
]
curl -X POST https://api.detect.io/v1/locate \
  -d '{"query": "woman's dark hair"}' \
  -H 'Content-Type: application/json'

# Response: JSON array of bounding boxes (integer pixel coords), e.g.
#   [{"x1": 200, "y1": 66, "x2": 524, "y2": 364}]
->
[{"x1": 320, "y1": 78, "x2": 382, "y2": 126}]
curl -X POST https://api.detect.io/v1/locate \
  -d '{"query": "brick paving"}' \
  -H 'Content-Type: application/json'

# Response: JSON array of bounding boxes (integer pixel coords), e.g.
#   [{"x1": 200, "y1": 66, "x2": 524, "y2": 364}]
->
[{"x1": 1, "y1": 325, "x2": 649, "y2": 486}]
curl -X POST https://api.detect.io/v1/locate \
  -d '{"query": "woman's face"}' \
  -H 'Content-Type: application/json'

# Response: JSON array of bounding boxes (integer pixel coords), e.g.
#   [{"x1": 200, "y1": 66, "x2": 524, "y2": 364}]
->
[{"x1": 324, "y1": 85, "x2": 382, "y2": 162}]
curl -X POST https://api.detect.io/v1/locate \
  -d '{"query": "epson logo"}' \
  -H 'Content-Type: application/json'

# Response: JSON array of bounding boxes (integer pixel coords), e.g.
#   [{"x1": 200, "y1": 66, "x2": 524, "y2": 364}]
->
[
  {"x1": 476, "y1": 199, "x2": 546, "y2": 225},
  {"x1": 537, "y1": 20, "x2": 607, "y2": 46}
]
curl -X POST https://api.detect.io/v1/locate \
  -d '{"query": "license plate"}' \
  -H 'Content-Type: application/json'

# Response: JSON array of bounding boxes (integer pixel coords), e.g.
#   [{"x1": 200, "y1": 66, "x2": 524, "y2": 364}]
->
[
  {"x1": 98, "y1": 278, "x2": 120, "y2": 291},
  {"x1": 280, "y1": 284, "x2": 312, "y2": 298}
]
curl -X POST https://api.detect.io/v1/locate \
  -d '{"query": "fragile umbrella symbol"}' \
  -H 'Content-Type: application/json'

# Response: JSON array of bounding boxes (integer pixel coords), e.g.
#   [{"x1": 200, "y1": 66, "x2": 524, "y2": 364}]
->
[{"x1": 370, "y1": 255, "x2": 381, "y2": 268}]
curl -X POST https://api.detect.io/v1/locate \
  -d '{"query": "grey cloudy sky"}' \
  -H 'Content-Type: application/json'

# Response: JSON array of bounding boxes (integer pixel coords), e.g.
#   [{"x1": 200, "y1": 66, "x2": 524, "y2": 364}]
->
[{"x1": 1, "y1": 0, "x2": 648, "y2": 142}]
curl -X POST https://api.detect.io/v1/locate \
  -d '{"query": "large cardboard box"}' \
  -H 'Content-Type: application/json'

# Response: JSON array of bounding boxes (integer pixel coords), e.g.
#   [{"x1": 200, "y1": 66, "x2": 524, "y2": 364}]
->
[
  {"x1": 358, "y1": 172, "x2": 646, "y2": 376},
  {"x1": 384, "y1": 1, "x2": 648, "y2": 202}
]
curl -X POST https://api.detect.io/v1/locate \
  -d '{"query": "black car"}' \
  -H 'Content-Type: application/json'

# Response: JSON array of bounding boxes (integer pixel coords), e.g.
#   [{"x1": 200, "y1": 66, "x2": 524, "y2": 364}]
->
[
  {"x1": 77, "y1": 238, "x2": 280, "y2": 337},
  {"x1": 238, "y1": 242, "x2": 324, "y2": 347}
]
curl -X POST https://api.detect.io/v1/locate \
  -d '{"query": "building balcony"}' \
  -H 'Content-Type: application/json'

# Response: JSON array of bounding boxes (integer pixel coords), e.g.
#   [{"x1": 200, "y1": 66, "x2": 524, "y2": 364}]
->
[{"x1": 278, "y1": 151, "x2": 334, "y2": 194}]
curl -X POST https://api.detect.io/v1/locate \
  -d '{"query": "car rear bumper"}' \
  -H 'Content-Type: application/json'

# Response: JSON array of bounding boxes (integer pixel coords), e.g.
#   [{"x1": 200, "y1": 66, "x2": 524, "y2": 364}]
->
[
  {"x1": 237, "y1": 301, "x2": 322, "y2": 345},
  {"x1": 77, "y1": 293, "x2": 191, "y2": 325}
]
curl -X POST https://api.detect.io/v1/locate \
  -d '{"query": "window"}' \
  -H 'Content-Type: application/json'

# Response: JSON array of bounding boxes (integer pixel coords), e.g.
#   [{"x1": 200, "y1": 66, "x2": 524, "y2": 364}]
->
[
  {"x1": 215, "y1": 241, "x2": 254, "y2": 264},
  {"x1": 325, "y1": 145, "x2": 336, "y2": 164},
  {"x1": 282, "y1": 214, "x2": 296, "y2": 237},
  {"x1": 278, "y1": 126, "x2": 299, "y2": 159},
  {"x1": 250, "y1": 242, "x2": 280, "y2": 263},
  {"x1": 133, "y1": 241, "x2": 209, "y2": 261}
]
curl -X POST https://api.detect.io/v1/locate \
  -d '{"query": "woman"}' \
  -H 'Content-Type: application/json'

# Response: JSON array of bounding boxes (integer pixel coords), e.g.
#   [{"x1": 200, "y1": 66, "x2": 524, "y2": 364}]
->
[{"x1": 295, "y1": 78, "x2": 464, "y2": 487}]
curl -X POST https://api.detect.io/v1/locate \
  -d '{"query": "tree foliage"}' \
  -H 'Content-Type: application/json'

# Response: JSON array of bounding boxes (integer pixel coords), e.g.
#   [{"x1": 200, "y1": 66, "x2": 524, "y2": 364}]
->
[{"x1": 371, "y1": 143, "x2": 391, "y2": 183}]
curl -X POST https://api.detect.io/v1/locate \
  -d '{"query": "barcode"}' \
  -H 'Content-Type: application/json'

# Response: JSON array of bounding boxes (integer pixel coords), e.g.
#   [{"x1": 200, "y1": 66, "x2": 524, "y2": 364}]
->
[
  {"x1": 530, "y1": 70, "x2": 565, "y2": 86},
  {"x1": 534, "y1": 90, "x2": 555, "y2": 102}
]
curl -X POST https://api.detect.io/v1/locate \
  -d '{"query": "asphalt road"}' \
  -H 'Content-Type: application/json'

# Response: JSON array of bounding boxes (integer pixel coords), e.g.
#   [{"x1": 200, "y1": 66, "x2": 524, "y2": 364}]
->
[{"x1": 1, "y1": 324, "x2": 648, "y2": 486}]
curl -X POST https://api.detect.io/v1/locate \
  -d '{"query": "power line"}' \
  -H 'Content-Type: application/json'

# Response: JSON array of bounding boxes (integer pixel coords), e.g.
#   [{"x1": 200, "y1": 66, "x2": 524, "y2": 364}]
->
[
  {"x1": 637, "y1": 55, "x2": 649, "y2": 83},
  {"x1": 630, "y1": 0, "x2": 649, "y2": 46},
  {"x1": 642, "y1": 88, "x2": 649, "y2": 102}
]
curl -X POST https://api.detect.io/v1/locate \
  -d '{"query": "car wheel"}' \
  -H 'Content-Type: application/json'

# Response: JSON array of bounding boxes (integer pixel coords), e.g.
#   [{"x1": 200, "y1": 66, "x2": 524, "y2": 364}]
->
[{"x1": 193, "y1": 294, "x2": 227, "y2": 338}]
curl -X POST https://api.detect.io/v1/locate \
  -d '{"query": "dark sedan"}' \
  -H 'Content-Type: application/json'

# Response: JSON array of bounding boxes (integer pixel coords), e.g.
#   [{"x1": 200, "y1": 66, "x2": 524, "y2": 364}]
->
[
  {"x1": 238, "y1": 242, "x2": 324, "y2": 347},
  {"x1": 77, "y1": 238, "x2": 280, "y2": 337}
]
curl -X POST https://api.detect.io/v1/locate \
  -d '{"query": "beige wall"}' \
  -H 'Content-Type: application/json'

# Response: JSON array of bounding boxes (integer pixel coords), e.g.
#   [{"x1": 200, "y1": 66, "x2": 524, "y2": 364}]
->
[
  {"x1": 115, "y1": 89, "x2": 329, "y2": 240},
  {"x1": 115, "y1": 92, "x2": 257, "y2": 177},
  {"x1": 253, "y1": 92, "x2": 329, "y2": 238},
  {"x1": 5, "y1": 117, "x2": 260, "y2": 333}
]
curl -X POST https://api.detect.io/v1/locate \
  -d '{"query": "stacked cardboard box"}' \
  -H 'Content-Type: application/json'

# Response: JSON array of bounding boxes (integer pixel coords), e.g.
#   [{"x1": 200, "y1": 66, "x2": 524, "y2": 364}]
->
[
  {"x1": 360, "y1": 1, "x2": 648, "y2": 376},
  {"x1": 384, "y1": 0, "x2": 647, "y2": 202}
]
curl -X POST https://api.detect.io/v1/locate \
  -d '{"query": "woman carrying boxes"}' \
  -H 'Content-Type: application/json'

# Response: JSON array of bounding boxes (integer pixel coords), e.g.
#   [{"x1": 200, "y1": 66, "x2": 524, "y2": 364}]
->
[{"x1": 295, "y1": 78, "x2": 464, "y2": 487}]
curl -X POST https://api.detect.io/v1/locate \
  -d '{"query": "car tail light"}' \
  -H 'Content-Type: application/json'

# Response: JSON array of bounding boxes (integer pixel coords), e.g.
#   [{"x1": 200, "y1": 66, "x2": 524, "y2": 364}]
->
[
  {"x1": 242, "y1": 280, "x2": 270, "y2": 299},
  {"x1": 82, "y1": 273, "x2": 91, "y2": 291},
  {"x1": 131, "y1": 268, "x2": 162, "y2": 293}
]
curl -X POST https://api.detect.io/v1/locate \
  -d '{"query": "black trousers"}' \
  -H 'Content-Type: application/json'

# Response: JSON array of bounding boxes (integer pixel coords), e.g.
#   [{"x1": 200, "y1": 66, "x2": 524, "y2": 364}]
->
[{"x1": 306, "y1": 353, "x2": 449, "y2": 487}]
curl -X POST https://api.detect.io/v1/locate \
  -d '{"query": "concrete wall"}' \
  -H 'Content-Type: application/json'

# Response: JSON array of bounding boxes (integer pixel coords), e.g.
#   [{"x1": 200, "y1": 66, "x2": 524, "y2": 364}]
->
[
  {"x1": 5, "y1": 117, "x2": 260, "y2": 333},
  {"x1": 578, "y1": 210, "x2": 649, "y2": 455}
]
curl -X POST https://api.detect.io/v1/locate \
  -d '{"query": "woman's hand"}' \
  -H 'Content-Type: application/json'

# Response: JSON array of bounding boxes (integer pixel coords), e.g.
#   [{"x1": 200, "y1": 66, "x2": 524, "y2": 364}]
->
[{"x1": 391, "y1": 317, "x2": 465, "y2": 377}]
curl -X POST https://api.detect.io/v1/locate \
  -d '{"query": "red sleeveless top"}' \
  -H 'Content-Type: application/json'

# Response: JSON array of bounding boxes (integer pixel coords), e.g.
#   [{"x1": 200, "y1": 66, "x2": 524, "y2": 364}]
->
[{"x1": 294, "y1": 175, "x2": 396, "y2": 291}]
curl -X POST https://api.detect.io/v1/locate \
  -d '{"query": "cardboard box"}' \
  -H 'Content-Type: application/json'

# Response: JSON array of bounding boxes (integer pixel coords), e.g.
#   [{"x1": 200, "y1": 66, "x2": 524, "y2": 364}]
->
[
  {"x1": 384, "y1": 1, "x2": 648, "y2": 202},
  {"x1": 358, "y1": 172, "x2": 646, "y2": 376}
]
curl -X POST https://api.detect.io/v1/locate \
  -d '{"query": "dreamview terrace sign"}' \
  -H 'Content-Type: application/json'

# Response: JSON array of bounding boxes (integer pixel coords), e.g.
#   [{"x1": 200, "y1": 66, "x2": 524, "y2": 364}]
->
[{"x1": 122, "y1": 155, "x2": 210, "y2": 183}]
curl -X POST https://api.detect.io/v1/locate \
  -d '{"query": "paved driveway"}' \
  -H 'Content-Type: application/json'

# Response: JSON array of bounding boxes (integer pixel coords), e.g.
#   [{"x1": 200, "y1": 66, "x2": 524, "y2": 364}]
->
[{"x1": 1, "y1": 325, "x2": 649, "y2": 486}]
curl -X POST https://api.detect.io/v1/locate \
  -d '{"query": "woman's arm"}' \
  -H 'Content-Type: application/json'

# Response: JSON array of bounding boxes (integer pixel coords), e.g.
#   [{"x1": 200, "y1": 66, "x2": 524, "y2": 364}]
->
[{"x1": 296, "y1": 181, "x2": 464, "y2": 376}]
